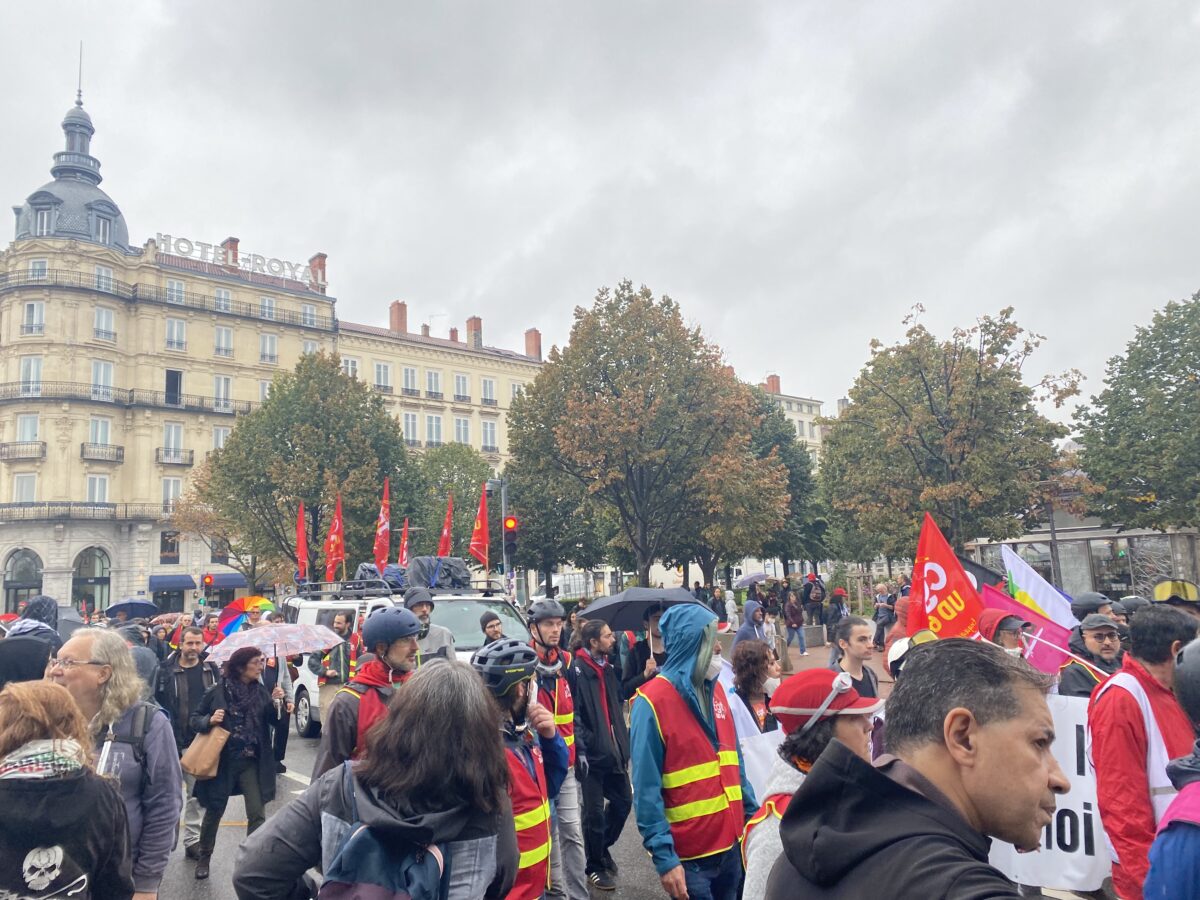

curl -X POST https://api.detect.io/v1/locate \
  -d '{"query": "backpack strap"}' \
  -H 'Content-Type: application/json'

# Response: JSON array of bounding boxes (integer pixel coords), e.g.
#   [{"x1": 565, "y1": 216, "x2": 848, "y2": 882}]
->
[{"x1": 341, "y1": 760, "x2": 359, "y2": 823}]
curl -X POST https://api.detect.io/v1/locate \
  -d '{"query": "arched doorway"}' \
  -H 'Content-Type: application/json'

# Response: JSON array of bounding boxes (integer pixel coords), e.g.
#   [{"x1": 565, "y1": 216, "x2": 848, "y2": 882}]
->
[
  {"x1": 4, "y1": 549, "x2": 43, "y2": 614},
  {"x1": 72, "y1": 547, "x2": 111, "y2": 620}
]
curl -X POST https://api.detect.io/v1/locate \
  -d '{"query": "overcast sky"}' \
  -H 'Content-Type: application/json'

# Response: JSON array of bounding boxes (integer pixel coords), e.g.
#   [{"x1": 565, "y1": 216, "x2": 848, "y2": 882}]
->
[{"x1": 4, "y1": 2, "x2": 1199, "y2": 424}]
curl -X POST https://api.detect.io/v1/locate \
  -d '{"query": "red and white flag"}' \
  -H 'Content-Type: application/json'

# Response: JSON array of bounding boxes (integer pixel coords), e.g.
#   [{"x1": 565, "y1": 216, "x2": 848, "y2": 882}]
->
[
  {"x1": 296, "y1": 501, "x2": 308, "y2": 581},
  {"x1": 907, "y1": 512, "x2": 985, "y2": 639},
  {"x1": 437, "y1": 495, "x2": 454, "y2": 557},
  {"x1": 468, "y1": 483, "x2": 489, "y2": 570},
  {"x1": 373, "y1": 478, "x2": 390, "y2": 576},
  {"x1": 397, "y1": 517, "x2": 410, "y2": 568},
  {"x1": 324, "y1": 494, "x2": 345, "y2": 582}
]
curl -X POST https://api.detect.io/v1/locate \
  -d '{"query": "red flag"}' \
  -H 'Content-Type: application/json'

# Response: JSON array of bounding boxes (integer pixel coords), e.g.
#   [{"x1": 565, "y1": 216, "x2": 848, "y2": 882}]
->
[
  {"x1": 324, "y1": 494, "x2": 345, "y2": 581},
  {"x1": 398, "y1": 517, "x2": 410, "y2": 568},
  {"x1": 437, "y1": 495, "x2": 454, "y2": 557},
  {"x1": 907, "y1": 512, "x2": 985, "y2": 639},
  {"x1": 373, "y1": 478, "x2": 390, "y2": 576},
  {"x1": 296, "y1": 501, "x2": 308, "y2": 581},
  {"x1": 468, "y1": 483, "x2": 489, "y2": 570}
]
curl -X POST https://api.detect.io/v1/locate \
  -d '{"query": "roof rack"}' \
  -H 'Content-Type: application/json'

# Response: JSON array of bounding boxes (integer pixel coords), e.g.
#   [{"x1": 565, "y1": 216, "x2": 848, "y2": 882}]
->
[{"x1": 290, "y1": 578, "x2": 395, "y2": 600}]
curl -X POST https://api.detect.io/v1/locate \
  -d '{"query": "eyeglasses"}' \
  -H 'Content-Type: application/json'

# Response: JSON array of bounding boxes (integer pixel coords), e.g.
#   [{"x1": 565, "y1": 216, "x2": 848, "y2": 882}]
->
[
  {"x1": 48, "y1": 658, "x2": 108, "y2": 670},
  {"x1": 1090, "y1": 632, "x2": 1121, "y2": 644}
]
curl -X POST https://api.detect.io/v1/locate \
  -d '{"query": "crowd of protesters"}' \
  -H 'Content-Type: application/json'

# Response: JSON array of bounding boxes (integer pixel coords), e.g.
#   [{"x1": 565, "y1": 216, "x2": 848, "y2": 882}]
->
[{"x1": 2, "y1": 573, "x2": 1200, "y2": 899}]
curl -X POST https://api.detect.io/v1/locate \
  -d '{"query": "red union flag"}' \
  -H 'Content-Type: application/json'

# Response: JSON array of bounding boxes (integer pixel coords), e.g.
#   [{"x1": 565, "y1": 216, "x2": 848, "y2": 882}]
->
[
  {"x1": 468, "y1": 483, "x2": 489, "y2": 570},
  {"x1": 373, "y1": 478, "x2": 390, "y2": 576},
  {"x1": 437, "y1": 494, "x2": 454, "y2": 557},
  {"x1": 324, "y1": 494, "x2": 345, "y2": 582},
  {"x1": 907, "y1": 512, "x2": 985, "y2": 639},
  {"x1": 397, "y1": 517, "x2": 410, "y2": 568},
  {"x1": 296, "y1": 500, "x2": 308, "y2": 581}
]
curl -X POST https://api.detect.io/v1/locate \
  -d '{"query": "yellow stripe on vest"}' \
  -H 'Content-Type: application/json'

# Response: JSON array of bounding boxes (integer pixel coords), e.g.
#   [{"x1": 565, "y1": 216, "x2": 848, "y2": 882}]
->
[
  {"x1": 564, "y1": 734, "x2": 575, "y2": 747},
  {"x1": 725, "y1": 785, "x2": 743, "y2": 802},
  {"x1": 717, "y1": 750, "x2": 739, "y2": 767},
  {"x1": 664, "y1": 793, "x2": 731, "y2": 824},
  {"x1": 513, "y1": 799, "x2": 550, "y2": 831},
  {"x1": 518, "y1": 839, "x2": 552, "y2": 868},
  {"x1": 661, "y1": 759, "x2": 721, "y2": 789},
  {"x1": 553, "y1": 712, "x2": 572, "y2": 725}
]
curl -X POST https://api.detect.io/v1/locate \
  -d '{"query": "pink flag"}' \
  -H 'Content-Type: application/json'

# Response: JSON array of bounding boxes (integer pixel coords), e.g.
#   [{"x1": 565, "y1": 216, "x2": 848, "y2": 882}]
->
[{"x1": 981, "y1": 583, "x2": 1074, "y2": 676}]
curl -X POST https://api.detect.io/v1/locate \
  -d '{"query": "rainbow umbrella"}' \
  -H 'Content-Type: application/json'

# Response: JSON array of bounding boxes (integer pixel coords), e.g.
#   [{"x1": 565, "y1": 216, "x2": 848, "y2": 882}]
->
[{"x1": 217, "y1": 596, "x2": 276, "y2": 636}]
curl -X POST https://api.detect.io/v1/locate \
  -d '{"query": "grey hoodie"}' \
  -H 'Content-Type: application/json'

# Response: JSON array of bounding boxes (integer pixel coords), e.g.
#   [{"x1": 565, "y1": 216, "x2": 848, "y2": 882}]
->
[{"x1": 743, "y1": 754, "x2": 806, "y2": 900}]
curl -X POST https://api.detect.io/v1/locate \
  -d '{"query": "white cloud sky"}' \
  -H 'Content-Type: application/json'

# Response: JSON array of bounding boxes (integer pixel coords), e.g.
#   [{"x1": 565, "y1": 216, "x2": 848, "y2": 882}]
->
[{"x1": 4, "y1": 1, "x2": 1199, "y2": 423}]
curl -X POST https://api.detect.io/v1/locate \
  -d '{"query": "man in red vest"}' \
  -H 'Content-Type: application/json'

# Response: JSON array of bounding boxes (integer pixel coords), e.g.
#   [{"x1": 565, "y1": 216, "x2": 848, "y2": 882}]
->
[
  {"x1": 311, "y1": 607, "x2": 421, "y2": 778},
  {"x1": 630, "y1": 603, "x2": 758, "y2": 900},
  {"x1": 472, "y1": 638, "x2": 568, "y2": 900}
]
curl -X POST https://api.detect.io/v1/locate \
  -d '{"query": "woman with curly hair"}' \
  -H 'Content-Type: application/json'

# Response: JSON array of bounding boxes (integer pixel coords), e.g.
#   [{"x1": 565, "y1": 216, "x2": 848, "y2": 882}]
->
[{"x1": 729, "y1": 638, "x2": 782, "y2": 736}]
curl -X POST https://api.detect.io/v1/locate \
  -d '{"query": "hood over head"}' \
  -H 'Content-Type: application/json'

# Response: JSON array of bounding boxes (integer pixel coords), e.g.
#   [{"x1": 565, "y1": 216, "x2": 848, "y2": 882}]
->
[
  {"x1": 351, "y1": 770, "x2": 473, "y2": 844},
  {"x1": 977, "y1": 608, "x2": 1010, "y2": 643},
  {"x1": 0, "y1": 635, "x2": 52, "y2": 689},
  {"x1": 659, "y1": 602, "x2": 718, "y2": 688},
  {"x1": 20, "y1": 596, "x2": 58, "y2": 629}
]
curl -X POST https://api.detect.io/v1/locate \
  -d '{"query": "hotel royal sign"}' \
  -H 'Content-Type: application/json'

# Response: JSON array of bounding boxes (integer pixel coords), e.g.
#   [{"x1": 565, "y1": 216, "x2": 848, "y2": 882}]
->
[{"x1": 155, "y1": 233, "x2": 325, "y2": 287}]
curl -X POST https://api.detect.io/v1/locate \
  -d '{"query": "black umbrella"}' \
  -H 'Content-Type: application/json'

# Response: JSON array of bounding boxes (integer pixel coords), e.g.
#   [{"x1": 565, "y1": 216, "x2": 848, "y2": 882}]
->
[
  {"x1": 578, "y1": 587, "x2": 706, "y2": 633},
  {"x1": 57, "y1": 606, "x2": 86, "y2": 640}
]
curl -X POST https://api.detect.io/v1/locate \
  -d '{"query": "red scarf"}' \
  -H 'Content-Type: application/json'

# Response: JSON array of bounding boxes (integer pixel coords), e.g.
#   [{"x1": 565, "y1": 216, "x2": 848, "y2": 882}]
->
[{"x1": 577, "y1": 648, "x2": 613, "y2": 738}]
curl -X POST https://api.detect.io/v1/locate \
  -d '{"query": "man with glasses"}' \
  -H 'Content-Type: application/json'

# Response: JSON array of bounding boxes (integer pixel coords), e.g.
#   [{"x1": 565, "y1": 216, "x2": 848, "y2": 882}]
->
[{"x1": 1058, "y1": 613, "x2": 1124, "y2": 699}]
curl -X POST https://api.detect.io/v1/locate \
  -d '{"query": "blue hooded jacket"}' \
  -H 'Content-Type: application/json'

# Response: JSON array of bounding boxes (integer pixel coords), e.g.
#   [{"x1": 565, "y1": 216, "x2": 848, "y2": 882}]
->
[
  {"x1": 732, "y1": 598, "x2": 767, "y2": 652},
  {"x1": 629, "y1": 603, "x2": 758, "y2": 875}
]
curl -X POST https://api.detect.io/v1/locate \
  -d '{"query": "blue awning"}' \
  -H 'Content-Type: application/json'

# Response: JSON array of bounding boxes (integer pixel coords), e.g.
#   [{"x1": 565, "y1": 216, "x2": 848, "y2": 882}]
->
[
  {"x1": 148, "y1": 574, "x2": 196, "y2": 591},
  {"x1": 209, "y1": 573, "x2": 247, "y2": 589}
]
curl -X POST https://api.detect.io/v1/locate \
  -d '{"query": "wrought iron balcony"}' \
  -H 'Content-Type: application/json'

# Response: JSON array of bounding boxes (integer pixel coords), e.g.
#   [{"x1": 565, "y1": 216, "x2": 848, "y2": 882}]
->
[
  {"x1": 373, "y1": 383, "x2": 394, "y2": 394},
  {"x1": 156, "y1": 448, "x2": 194, "y2": 466},
  {"x1": 453, "y1": 394, "x2": 471, "y2": 403},
  {"x1": 166, "y1": 339, "x2": 187, "y2": 351},
  {"x1": 0, "y1": 381, "x2": 254, "y2": 415},
  {"x1": 19, "y1": 323, "x2": 44, "y2": 336},
  {"x1": 93, "y1": 328, "x2": 117, "y2": 341},
  {"x1": 401, "y1": 387, "x2": 420, "y2": 397},
  {"x1": 0, "y1": 441, "x2": 46, "y2": 460},
  {"x1": 426, "y1": 390, "x2": 443, "y2": 400},
  {"x1": 214, "y1": 346, "x2": 234, "y2": 357},
  {"x1": 482, "y1": 397, "x2": 498, "y2": 407},
  {"x1": 81, "y1": 443, "x2": 124, "y2": 462},
  {"x1": 426, "y1": 439, "x2": 443, "y2": 448},
  {"x1": 405, "y1": 438, "x2": 422, "y2": 448},
  {"x1": 482, "y1": 444, "x2": 499, "y2": 454},
  {"x1": 260, "y1": 353, "x2": 278, "y2": 364},
  {"x1": 0, "y1": 501, "x2": 168, "y2": 522}
]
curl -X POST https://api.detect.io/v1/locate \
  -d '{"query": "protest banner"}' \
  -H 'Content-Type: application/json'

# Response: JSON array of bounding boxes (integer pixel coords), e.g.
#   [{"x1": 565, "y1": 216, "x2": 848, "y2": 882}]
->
[
  {"x1": 907, "y1": 513, "x2": 986, "y2": 639},
  {"x1": 1002, "y1": 544, "x2": 1078, "y2": 629},
  {"x1": 989, "y1": 695, "x2": 1111, "y2": 891},
  {"x1": 980, "y1": 583, "x2": 1073, "y2": 676}
]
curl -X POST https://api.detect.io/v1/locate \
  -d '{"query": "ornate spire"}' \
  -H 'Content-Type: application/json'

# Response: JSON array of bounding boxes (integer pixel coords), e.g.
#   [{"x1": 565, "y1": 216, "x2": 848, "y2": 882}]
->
[{"x1": 51, "y1": 90, "x2": 101, "y2": 186}]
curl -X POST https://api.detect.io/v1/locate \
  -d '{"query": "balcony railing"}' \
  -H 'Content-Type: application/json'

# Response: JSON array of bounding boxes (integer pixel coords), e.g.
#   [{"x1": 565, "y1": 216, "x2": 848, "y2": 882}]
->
[
  {"x1": 0, "y1": 268, "x2": 337, "y2": 332},
  {"x1": 0, "y1": 501, "x2": 169, "y2": 522},
  {"x1": 0, "y1": 381, "x2": 254, "y2": 415},
  {"x1": 93, "y1": 328, "x2": 116, "y2": 341},
  {"x1": 482, "y1": 397, "x2": 498, "y2": 407},
  {"x1": 166, "y1": 339, "x2": 187, "y2": 351},
  {"x1": 426, "y1": 439, "x2": 443, "y2": 448},
  {"x1": 260, "y1": 353, "x2": 278, "y2": 364},
  {"x1": 20, "y1": 323, "x2": 44, "y2": 336},
  {"x1": 0, "y1": 441, "x2": 46, "y2": 460},
  {"x1": 214, "y1": 346, "x2": 234, "y2": 357},
  {"x1": 453, "y1": 394, "x2": 471, "y2": 403},
  {"x1": 482, "y1": 444, "x2": 499, "y2": 454},
  {"x1": 426, "y1": 390, "x2": 443, "y2": 400},
  {"x1": 373, "y1": 383, "x2": 393, "y2": 394},
  {"x1": 80, "y1": 443, "x2": 124, "y2": 462},
  {"x1": 159, "y1": 552, "x2": 180, "y2": 565},
  {"x1": 405, "y1": 438, "x2": 422, "y2": 448},
  {"x1": 401, "y1": 387, "x2": 420, "y2": 397},
  {"x1": 156, "y1": 447, "x2": 194, "y2": 466}
]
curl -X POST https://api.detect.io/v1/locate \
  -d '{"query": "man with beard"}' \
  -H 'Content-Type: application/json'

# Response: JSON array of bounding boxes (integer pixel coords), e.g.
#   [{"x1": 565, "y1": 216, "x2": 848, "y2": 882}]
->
[
  {"x1": 307, "y1": 610, "x2": 361, "y2": 686},
  {"x1": 1058, "y1": 614, "x2": 1124, "y2": 699},
  {"x1": 312, "y1": 607, "x2": 422, "y2": 778},
  {"x1": 404, "y1": 587, "x2": 455, "y2": 661}
]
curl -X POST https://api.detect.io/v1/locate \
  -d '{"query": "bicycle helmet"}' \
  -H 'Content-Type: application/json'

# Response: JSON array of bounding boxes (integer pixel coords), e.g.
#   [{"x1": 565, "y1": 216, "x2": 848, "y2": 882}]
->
[
  {"x1": 1120, "y1": 595, "x2": 1151, "y2": 618},
  {"x1": 1069, "y1": 591, "x2": 1111, "y2": 622},
  {"x1": 361, "y1": 606, "x2": 421, "y2": 653},
  {"x1": 1175, "y1": 637, "x2": 1200, "y2": 726},
  {"x1": 471, "y1": 638, "x2": 539, "y2": 697},
  {"x1": 528, "y1": 599, "x2": 566, "y2": 623}
]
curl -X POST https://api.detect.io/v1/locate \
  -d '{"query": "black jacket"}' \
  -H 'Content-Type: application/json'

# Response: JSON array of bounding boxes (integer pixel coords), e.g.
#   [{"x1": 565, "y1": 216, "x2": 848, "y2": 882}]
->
[
  {"x1": 765, "y1": 740, "x2": 1020, "y2": 899},
  {"x1": 155, "y1": 654, "x2": 219, "y2": 751},
  {"x1": 0, "y1": 767, "x2": 134, "y2": 899},
  {"x1": 190, "y1": 680, "x2": 281, "y2": 811},
  {"x1": 570, "y1": 648, "x2": 631, "y2": 772},
  {"x1": 620, "y1": 638, "x2": 667, "y2": 700},
  {"x1": 1057, "y1": 625, "x2": 1123, "y2": 699}
]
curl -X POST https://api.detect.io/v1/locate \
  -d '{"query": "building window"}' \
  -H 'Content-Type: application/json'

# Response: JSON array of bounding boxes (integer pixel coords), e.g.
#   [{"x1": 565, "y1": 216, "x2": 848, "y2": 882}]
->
[
  {"x1": 163, "y1": 422, "x2": 183, "y2": 451},
  {"x1": 301, "y1": 304, "x2": 316, "y2": 327},
  {"x1": 159, "y1": 530, "x2": 180, "y2": 564},
  {"x1": 89, "y1": 418, "x2": 110, "y2": 445},
  {"x1": 96, "y1": 217, "x2": 111, "y2": 245},
  {"x1": 809, "y1": 422, "x2": 817, "y2": 438},
  {"x1": 402, "y1": 367, "x2": 418, "y2": 395},
  {"x1": 374, "y1": 363, "x2": 392, "y2": 390},
  {"x1": 214, "y1": 288, "x2": 232, "y2": 313},
  {"x1": 214, "y1": 326, "x2": 233, "y2": 357},
  {"x1": 19, "y1": 357, "x2": 42, "y2": 396},
  {"x1": 454, "y1": 374, "x2": 469, "y2": 400},
  {"x1": 259, "y1": 380, "x2": 272, "y2": 402},
  {"x1": 166, "y1": 279, "x2": 185, "y2": 304},
  {"x1": 511, "y1": 382, "x2": 524, "y2": 400},
  {"x1": 259, "y1": 296, "x2": 275, "y2": 320},
  {"x1": 12, "y1": 474, "x2": 36, "y2": 504},
  {"x1": 16, "y1": 415, "x2": 38, "y2": 442},
  {"x1": 34, "y1": 209, "x2": 52, "y2": 236},
  {"x1": 426, "y1": 415, "x2": 442, "y2": 446},
  {"x1": 302, "y1": 340, "x2": 319, "y2": 355},
  {"x1": 403, "y1": 412, "x2": 418, "y2": 444},
  {"x1": 455, "y1": 417, "x2": 470, "y2": 444},
  {"x1": 342, "y1": 357, "x2": 359, "y2": 379},
  {"x1": 166, "y1": 318, "x2": 187, "y2": 351},
  {"x1": 795, "y1": 421, "x2": 803, "y2": 437},
  {"x1": 482, "y1": 420, "x2": 497, "y2": 452},
  {"x1": 260, "y1": 333, "x2": 278, "y2": 364},
  {"x1": 481, "y1": 379, "x2": 496, "y2": 404},
  {"x1": 210, "y1": 537, "x2": 231, "y2": 566},
  {"x1": 212, "y1": 426, "x2": 231, "y2": 450},
  {"x1": 21, "y1": 302, "x2": 44, "y2": 336},
  {"x1": 165, "y1": 369, "x2": 183, "y2": 407},
  {"x1": 162, "y1": 478, "x2": 182, "y2": 512},
  {"x1": 86, "y1": 474, "x2": 109, "y2": 504},
  {"x1": 94, "y1": 265, "x2": 113, "y2": 292},
  {"x1": 28, "y1": 259, "x2": 48, "y2": 281},
  {"x1": 213, "y1": 375, "x2": 233, "y2": 412},
  {"x1": 93, "y1": 306, "x2": 115, "y2": 341},
  {"x1": 426, "y1": 370, "x2": 442, "y2": 397},
  {"x1": 91, "y1": 360, "x2": 114, "y2": 401}
]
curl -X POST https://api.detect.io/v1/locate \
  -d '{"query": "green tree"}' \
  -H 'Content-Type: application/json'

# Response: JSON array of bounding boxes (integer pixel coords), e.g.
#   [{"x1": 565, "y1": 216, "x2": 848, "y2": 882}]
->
[
  {"x1": 508, "y1": 280, "x2": 770, "y2": 585},
  {"x1": 819, "y1": 307, "x2": 1077, "y2": 554},
  {"x1": 192, "y1": 352, "x2": 422, "y2": 578},
  {"x1": 753, "y1": 389, "x2": 821, "y2": 573},
  {"x1": 414, "y1": 443, "x2": 496, "y2": 562},
  {"x1": 1076, "y1": 294, "x2": 1200, "y2": 529}
]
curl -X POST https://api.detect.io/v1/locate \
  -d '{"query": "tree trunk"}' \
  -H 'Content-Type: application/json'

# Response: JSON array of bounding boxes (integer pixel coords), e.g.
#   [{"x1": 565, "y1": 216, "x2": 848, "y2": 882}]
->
[
  {"x1": 724, "y1": 563, "x2": 734, "y2": 590},
  {"x1": 682, "y1": 560, "x2": 690, "y2": 588},
  {"x1": 543, "y1": 563, "x2": 554, "y2": 598},
  {"x1": 638, "y1": 558, "x2": 652, "y2": 587},
  {"x1": 780, "y1": 554, "x2": 792, "y2": 578}
]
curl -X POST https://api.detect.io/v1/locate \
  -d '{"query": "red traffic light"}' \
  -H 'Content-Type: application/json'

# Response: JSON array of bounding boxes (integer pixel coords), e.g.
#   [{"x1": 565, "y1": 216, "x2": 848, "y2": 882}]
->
[
  {"x1": 201, "y1": 574, "x2": 214, "y2": 587},
  {"x1": 504, "y1": 516, "x2": 518, "y2": 531}
]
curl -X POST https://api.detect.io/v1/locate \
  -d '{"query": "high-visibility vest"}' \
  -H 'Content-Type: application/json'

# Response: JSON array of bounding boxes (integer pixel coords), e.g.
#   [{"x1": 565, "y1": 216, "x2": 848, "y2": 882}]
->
[
  {"x1": 741, "y1": 792, "x2": 791, "y2": 868},
  {"x1": 505, "y1": 742, "x2": 552, "y2": 900},
  {"x1": 1094, "y1": 673, "x2": 1179, "y2": 829},
  {"x1": 537, "y1": 650, "x2": 576, "y2": 767},
  {"x1": 318, "y1": 633, "x2": 361, "y2": 685},
  {"x1": 636, "y1": 675, "x2": 745, "y2": 861}
]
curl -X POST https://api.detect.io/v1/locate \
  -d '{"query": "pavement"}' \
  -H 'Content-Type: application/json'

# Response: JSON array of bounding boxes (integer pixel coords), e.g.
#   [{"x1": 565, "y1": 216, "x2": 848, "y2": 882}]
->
[{"x1": 160, "y1": 637, "x2": 882, "y2": 899}]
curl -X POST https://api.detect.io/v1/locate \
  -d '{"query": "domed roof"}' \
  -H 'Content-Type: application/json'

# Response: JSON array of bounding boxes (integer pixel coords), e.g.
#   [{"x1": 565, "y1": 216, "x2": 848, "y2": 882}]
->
[{"x1": 62, "y1": 101, "x2": 93, "y2": 130}]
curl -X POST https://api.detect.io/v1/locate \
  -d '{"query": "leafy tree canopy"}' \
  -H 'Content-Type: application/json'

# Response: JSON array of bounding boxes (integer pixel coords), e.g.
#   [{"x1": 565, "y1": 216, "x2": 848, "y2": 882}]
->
[{"x1": 414, "y1": 443, "x2": 496, "y2": 561}]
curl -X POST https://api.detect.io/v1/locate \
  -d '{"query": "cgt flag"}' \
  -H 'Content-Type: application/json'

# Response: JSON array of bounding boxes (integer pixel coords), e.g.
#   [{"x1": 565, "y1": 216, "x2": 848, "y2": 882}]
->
[
  {"x1": 437, "y1": 494, "x2": 454, "y2": 557},
  {"x1": 324, "y1": 494, "x2": 345, "y2": 582},
  {"x1": 296, "y1": 500, "x2": 308, "y2": 581},
  {"x1": 468, "y1": 483, "x2": 489, "y2": 570},
  {"x1": 373, "y1": 478, "x2": 390, "y2": 576},
  {"x1": 908, "y1": 513, "x2": 985, "y2": 639},
  {"x1": 397, "y1": 517, "x2": 410, "y2": 568}
]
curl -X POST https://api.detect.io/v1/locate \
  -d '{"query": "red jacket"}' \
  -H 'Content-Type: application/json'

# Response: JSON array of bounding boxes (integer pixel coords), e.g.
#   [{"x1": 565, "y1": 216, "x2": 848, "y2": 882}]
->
[{"x1": 1088, "y1": 654, "x2": 1194, "y2": 900}]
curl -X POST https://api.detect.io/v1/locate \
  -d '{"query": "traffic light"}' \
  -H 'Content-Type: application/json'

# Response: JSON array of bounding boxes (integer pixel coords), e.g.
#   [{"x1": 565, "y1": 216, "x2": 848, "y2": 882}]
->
[
  {"x1": 503, "y1": 516, "x2": 519, "y2": 558},
  {"x1": 201, "y1": 573, "x2": 214, "y2": 599}
]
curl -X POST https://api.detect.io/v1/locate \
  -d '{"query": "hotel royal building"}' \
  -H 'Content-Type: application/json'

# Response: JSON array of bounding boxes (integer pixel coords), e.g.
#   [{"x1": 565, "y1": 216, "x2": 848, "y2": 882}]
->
[{"x1": 0, "y1": 97, "x2": 543, "y2": 614}]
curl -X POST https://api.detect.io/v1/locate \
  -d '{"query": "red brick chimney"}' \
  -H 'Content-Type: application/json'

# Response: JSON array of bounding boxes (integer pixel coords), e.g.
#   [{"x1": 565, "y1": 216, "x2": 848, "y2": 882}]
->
[
  {"x1": 220, "y1": 236, "x2": 240, "y2": 268},
  {"x1": 308, "y1": 252, "x2": 328, "y2": 294},
  {"x1": 766, "y1": 374, "x2": 782, "y2": 394},
  {"x1": 524, "y1": 328, "x2": 542, "y2": 361},
  {"x1": 420, "y1": 323, "x2": 431, "y2": 337},
  {"x1": 449, "y1": 326, "x2": 459, "y2": 343},
  {"x1": 389, "y1": 301, "x2": 408, "y2": 334},
  {"x1": 466, "y1": 316, "x2": 483, "y2": 349}
]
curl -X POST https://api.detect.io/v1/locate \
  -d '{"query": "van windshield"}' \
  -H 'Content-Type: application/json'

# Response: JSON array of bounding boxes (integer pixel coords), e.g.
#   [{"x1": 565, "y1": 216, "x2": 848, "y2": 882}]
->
[{"x1": 431, "y1": 598, "x2": 527, "y2": 652}]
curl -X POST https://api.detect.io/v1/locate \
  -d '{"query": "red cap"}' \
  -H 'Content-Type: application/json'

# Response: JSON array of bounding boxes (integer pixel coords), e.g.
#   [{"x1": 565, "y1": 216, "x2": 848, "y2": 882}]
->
[
  {"x1": 770, "y1": 669, "x2": 884, "y2": 734},
  {"x1": 832, "y1": 587, "x2": 847, "y2": 597},
  {"x1": 807, "y1": 573, "x2": 817, "y2": 581}
]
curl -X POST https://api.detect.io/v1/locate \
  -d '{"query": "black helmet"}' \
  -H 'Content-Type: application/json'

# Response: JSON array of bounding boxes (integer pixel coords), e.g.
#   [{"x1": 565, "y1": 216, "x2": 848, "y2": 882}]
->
[
  {"x1": 404, "y1": 587, "x2": 435, "y2": 612},
  {"x1": 528, "y1": 600, "x2": 566, "y2": 624},
  {"x1": 1070, "y1": 592, "x2": 1111, "y2": 622},
  {"x1": 1120, "y1": 595, "x2": 1151, "y2": 618},
  {"x1": 471, "y1": 638, "x2": 538, "y2": 697},
  {"x1": 361, "y1": 607, "x2": 421, "y2": 652},
  {"x1": 1175, "y1": 637, "x2": 1200, "y2": 726}
]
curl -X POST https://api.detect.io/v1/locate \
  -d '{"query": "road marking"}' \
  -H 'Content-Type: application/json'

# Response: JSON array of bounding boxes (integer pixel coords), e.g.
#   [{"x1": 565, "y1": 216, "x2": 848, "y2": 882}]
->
[{"x1": 283, "y1": 770, "x2": 311, "y2": 786}]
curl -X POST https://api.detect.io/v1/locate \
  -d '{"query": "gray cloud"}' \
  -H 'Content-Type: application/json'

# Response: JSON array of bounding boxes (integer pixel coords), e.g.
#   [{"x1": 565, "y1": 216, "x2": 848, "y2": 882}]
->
[{"x1": 4, "y1": 1, "x2": 1200, "y2": 421}]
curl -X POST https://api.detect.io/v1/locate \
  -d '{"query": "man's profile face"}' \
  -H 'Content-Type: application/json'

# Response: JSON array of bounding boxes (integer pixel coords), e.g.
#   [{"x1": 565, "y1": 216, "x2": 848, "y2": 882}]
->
[
  {"x1": 485, "y1": 618, "x2": 504, "y2": 641},
  {"x1": 961, "y1": 683, "x2": 1069, "y2": 850}
]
